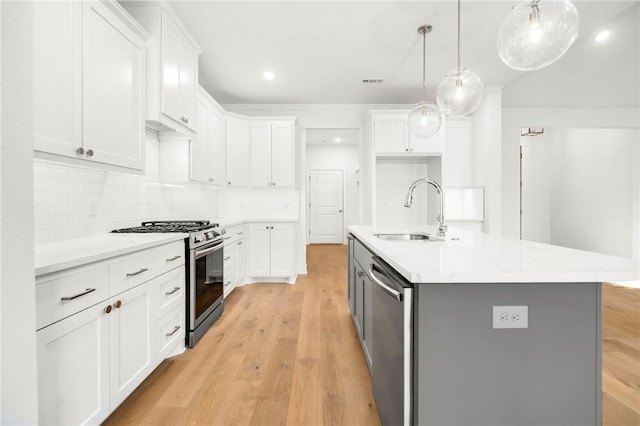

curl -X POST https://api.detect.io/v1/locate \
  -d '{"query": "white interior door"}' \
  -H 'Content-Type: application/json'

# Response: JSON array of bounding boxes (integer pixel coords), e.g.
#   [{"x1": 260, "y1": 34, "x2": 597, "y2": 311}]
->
[{"x1": 309, "y1": 170, "x2": 344, "y2": 244}]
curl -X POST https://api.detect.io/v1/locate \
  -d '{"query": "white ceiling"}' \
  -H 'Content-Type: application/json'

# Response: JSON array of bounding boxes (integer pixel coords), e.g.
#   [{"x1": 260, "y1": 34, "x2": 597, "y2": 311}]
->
[{"x1": 170, "y1": 1, "x2": 639, "y2": 107}]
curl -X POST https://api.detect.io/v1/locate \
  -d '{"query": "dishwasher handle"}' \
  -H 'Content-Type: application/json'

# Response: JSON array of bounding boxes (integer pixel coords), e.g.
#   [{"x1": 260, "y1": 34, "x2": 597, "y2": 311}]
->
[{"x1": 369, "y1": 263, "x2": 403, "y2": 302}]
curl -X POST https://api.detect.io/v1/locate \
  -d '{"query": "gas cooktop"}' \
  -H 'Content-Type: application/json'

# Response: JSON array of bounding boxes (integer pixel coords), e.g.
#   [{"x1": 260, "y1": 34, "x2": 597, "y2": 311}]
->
[{"x1": 111, "y1": 220, "x2": 218, "y2": 234}]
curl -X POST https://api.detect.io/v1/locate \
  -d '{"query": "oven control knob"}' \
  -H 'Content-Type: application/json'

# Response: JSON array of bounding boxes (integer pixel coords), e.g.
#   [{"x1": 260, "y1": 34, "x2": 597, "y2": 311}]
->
[
  {"x1": 206, "y1": 232, "x2": 213, "y2": 240},
  {"x1": 194, "y1": 235, "x2": 203, "y2": 243}
]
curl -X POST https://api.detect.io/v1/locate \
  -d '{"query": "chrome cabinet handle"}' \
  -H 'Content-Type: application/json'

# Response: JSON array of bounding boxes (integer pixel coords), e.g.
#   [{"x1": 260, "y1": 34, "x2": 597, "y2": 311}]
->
[
  {"x1": 270, "y1": 226, "x2": 274, "y2": 229},
  {"x1": 209, "y1": 178, "x2": 214, "y2": 182},
  {"x1": 76, "y1": 147, "x2": 85, "y2": 155},
  {"x1": 114, "y1": 300, "x2": 122, "y2": 308},
  {"x1": 86, "y1": 149, "x2": 94, "y2": 157},
  {"x1": 180, "y1": 117, "x2": 189, "y2": 124},
  {"x1": 237, "y1": 232, "x2": 243, "y2": 235},
  {"x1": 104, "y1": 305, "x2": 112, "y2": 314},
  {"x1": 228, "y1": 182, "x2": 231, "y2": 185},
  {"x1": 224, "y1": 281, "x2": 231, "y2": 286},
  {"x1": 165, "y1": 286, "x2": 180, "y2": 295},
  {"x1": 224, "y1": 237, "x2": 231, "y2": 240},
  {"x1": 237, "y1": 241, "x2": 242, "y2": 245},
  {"x1": 126, "y1": 268, "x2": 148, "y2": 277},
  {"x1": 357, "y1": 271, "x2": 364, "y2": 278},
  {"x1": 165, "y1": 325, "x2": 180, "y2": 337},
  {"x1": 61, "y1": 288, "x2": 96, "y2": 301},
  {"x1": 224, "y1": 256, "x2": 231, "y2": 261},
  {"x1": 166, "y1": 255, "x2": 181, "y2": 262}
]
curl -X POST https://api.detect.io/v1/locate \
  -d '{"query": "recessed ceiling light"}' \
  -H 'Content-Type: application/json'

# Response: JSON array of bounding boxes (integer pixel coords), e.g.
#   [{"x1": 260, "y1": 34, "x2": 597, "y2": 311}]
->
[
  {"x1": 594, "y1": 30, "x2": 610, "y2": 43},
  {"x1": 335, "y1": 137, "x2": 341, "y2": 142},
  {"x1": 263, "y1": 71, "x2": 277, "y2": 81}
]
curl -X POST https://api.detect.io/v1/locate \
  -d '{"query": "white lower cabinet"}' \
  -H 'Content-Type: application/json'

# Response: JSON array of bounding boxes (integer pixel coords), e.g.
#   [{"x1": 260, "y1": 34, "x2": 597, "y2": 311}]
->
[
  {"x1": 37, "y1": 302, "x2": 110, "y2": 426},
  {"x1": 248, "y1": 223, "x2": 294, "y2": 279},
  {"x1": 108, "y1": 281, "x2": 154, "y2": 409},
  {"x1": 36, "y1": 241, "x2": 186, "y2": 425},
  {"x1": 223, "y1": 225, "x2": 246, "y2": 297}
]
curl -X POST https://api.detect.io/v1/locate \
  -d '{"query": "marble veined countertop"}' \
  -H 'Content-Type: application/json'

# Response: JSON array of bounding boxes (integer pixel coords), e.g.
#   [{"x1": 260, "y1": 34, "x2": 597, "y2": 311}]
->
[
  {"x1": 348, "y1": 225, "x2": 639, "y2": 284},
  {"x1": 35, "y1": 233, "x2": 188, "y2": 276}
]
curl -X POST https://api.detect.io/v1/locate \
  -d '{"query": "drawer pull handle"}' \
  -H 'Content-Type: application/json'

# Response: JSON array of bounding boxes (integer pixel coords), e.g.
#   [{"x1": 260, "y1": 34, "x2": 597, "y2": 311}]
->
[
  {"x1": 104, "y1": 305, "x2": 112, "y2": 314},
  {"x1": 224, "y1": 281, "x2": 231, "y2": 286},
  {"x1": 61, "y1": 288, "x2": 96, "y2": 301},
  {"x1": 237, "y1": 232, "x2": 243, "y2": 235},
  {"x1": 126, "y1": 268, "x2": 148, "y2": 277},
  {"x1": 357, "y1": 271, "x2": 364, "y2": 277},
  {"x1": 165, "y1": 286, "x2": 180, "y2": 295},
  {"x1": 165, "y1": 325, "x2": 180, "y2": 337},
  {"x1": 224, "y1": 256, "x2": 231, "y2": 261},
  {"x1": 114, "y1": 300, "x2": 122, "y2": 308},
  {"x1": 237, "y1": 241, "x2": 242, "y2": 245},
  {"x1": 224, "y1": 237, "x2": 231, "y2": 240},
  {"x1": 166, "y1": 255, "x2": 181, "y2": 262}
]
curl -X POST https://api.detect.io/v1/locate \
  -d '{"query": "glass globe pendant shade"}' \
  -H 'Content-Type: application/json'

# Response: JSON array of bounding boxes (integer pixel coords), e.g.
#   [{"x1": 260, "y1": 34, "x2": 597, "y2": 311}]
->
[
  {"x1": 497, "y1": 0, "x2": 579, "y2": 71},
  {"x1": 407, "y1": 101, "x2": 443, "y2": 138},
  {"x1": 436, "y1": 68, "x2": 484, "y2": 117}
]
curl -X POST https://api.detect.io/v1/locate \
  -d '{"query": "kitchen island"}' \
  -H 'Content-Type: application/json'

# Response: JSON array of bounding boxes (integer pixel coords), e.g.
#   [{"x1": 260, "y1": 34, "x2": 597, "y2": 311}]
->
[{"x1": 347, "y1": 225, "x2": 638, "y2": 426}]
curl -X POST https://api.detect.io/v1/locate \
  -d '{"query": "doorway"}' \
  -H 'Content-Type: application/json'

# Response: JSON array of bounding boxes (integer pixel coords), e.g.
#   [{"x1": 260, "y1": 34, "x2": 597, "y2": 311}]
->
[{"x1": 308, "y1": 169, "x2": 344, "y2": 244}]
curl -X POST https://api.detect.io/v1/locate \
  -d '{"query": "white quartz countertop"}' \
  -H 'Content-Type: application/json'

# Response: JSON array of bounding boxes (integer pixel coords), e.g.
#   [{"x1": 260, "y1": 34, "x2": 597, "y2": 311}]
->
[
  {"x1": 218, "y1": 217, "x2": 298, "y2": 228},
  {"x1": 35, "y1": 233, "x2": 188, "y2": 276},
  {"x1": 348, "y1": 225, "x2": 639, "y2": 284}
]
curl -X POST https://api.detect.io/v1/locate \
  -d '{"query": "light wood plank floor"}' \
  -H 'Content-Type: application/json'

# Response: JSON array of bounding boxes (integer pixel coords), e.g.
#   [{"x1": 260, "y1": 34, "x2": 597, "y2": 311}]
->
[{"x1": 105, "y1": 245, "x2": 639, "y2": 426}]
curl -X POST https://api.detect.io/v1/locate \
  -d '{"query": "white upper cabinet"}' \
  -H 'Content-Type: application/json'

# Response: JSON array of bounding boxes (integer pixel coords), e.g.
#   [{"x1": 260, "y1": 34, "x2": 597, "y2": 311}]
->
[
  {"x1": 371, "y1": 111, "x2": 442, "y2": 155},
  {"x1": 33, "y1": 0, "x2": 148, "y2": 171},
  {"x1": 190, "y1": 88, "x2": 225, "y2": 185},
  {"x1": 225, "y1": 118, "x2": 251, "y2": 187},
  {"x1": 250, "y1": 120, "x2": 295, "y2": 188},
  {"x1": 123, "y1": 2, "x2": 202, "y2": 136}
]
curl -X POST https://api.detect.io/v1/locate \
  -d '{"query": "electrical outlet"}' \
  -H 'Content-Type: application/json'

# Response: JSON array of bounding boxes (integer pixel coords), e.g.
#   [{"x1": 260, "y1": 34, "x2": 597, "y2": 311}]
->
[{"x1": 492, "y1": 306, "x2": 528, "y2": 329}]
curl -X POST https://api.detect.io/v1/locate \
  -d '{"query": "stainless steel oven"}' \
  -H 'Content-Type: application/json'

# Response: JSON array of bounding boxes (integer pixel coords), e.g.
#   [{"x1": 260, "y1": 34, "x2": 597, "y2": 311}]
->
[
  {"x1": 187, "y1": 237, "x2": 224, "y2": 347},
  {"x1": 111, "y1": 220, "x2": 226, "y2": 348}
]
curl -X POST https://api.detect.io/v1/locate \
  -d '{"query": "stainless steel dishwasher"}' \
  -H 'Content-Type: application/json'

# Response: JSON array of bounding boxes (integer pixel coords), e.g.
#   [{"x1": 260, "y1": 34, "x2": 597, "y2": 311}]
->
[{"x1": 369, "y1": 256, "x2": 413, "y2": 426}]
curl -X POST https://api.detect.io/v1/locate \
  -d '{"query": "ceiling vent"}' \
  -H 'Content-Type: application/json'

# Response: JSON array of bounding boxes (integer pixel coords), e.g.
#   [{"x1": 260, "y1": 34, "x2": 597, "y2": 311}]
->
[
  {"x1": 521, "y1": 127, "x2": 544, "y2": 136},
  {"x1": 362, "y1": 79, "x2": 384, "y2": 84}
]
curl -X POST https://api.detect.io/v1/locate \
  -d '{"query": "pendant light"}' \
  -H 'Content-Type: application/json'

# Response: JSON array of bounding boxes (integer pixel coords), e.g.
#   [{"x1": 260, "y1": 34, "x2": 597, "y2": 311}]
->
[
  {"x1": 497, "y1": 0, "x2": 579, "y2": 71},
  {"x1": 407, "y1": 25, "x2": 443, "y2": 139},
  {"x1": 436, "y1": 0, "x2": 485, "y2": 117}
]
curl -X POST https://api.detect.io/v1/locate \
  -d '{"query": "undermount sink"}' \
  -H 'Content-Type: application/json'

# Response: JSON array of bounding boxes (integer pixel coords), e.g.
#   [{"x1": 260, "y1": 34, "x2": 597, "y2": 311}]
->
[{"x1": 374, "y1": 233, "x2": 445, "y2": 242}]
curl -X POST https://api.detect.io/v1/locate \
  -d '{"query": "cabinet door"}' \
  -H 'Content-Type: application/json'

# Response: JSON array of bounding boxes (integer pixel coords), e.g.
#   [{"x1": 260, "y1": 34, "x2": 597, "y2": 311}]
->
[
  {"x1": 270, "y1": 223, "x2": 294, "y2": 277},
  {"x1": 248, "y1": 224, "x2": 271, "y2": 277},
  {"x1": 348, "y1": 237, "x2": 356, "y2": 315},
  {"x1": 223, "y1": 242, "x2": 238, "y2": 297},
  {"x1": 109, "y1": 282, "x2": 154, "y2": 409},
  {"x1": 37, "y1": 302, "x2": 110, "y2": 426},
  {"x1": 409, "y1": 132, "x2": 441, "y2": 154},
  {"x1": 33, "y1": 0, "x2": 82, "y2": 158},
  {"x1": 363, "y1": 272, "x2": 373, "y2": 369},
  {"x1": 226, "y1": 119, "x2": 251, "y2": 187},
  {"x1": 271, "y1": 121, "x2": 294, "y2": 187},
  {"x1": 250, "y1": 122, "x2": 273, "y2": 187},
  {"x1": 208, "y1": 109, "x2": 225, "y2": 186},
  {"x1": 236, "y1": 239, "x2": 246, "y2": 284},
  {"x1": 354, "y1": 263, "x2": 364, "y2": 340},
  {"x1": 374, "y1": 115, "x2": 407, "y2": 154},
  {"x1": 190, "y1": 98, "x2": 210, "y2": 183},
  {"x1": 83, "y1": 1, "x2": 145, "y2": 170},
  {"x1": 179, "y1": 39, "x2": 198, "y2": 130},
  {"x1": 160, "y1": 12, "x2": 182, "y2": 123}
]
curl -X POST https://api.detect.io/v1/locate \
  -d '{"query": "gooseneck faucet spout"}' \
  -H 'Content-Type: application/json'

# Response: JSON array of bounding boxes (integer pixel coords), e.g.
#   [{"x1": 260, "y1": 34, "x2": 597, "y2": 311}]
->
[{"x1": 403, "y1": 178, "x2": 447, "y2": 236}]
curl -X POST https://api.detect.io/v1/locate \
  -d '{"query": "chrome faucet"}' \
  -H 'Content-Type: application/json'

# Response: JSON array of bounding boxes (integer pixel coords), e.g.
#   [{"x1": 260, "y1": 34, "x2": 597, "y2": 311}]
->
[{"x1": 404, "y1": 178, "x2": 447, "y2": 236}]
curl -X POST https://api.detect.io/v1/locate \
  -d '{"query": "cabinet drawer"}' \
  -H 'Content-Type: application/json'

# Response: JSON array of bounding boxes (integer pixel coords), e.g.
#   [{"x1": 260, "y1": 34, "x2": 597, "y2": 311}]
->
[
  {"x1": 109, "y1": 250, "x2": 156, "y2": 296},
  {"x1": 156, "y1": 302, "x2": 185, "y2": 360},
  {"x1": 155, "y1": 240, "x2": 185, "y2": 276},
  {"x1": 156, "y1": 267, "x2": 185, "y2": 319},
  {"x1": 36, "y1": 264, "x2": 109, "y2": 330},
  {"x1": 354, "y1": 238, "x2": 373, "y2": 276},
  {"x1": 223, "y1": 224, "x2": 245, "y2": 246}
]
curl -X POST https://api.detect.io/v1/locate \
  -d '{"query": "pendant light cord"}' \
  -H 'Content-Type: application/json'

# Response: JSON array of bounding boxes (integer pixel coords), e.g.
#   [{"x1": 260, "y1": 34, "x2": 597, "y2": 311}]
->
[
  {"x1": 422, "y1": 28, "x2": 426, "y2": 103},
  {"x1": 457, "y1": 0, "x2": 461, "y2": 73}
]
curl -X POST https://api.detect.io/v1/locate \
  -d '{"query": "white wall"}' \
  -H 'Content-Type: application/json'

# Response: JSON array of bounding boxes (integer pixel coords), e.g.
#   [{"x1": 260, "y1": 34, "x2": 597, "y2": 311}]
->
[
  {"x1": 471, "y1": 87, "x2": 503, "y2": 235},
  {"x1": 306, "y1": 143, "x2": 359, "y2": 240},
  {"x1": 522, "y1": 128, "x2": 638, "y2": 258},
  {"x1": 33, "y1": 131, "x2": 219, "y2": 242},
  {"x1": 1, "y1": 1, "x2": 39, "y2": 423},
  {"x1": 502, "y1": 107, "x2": 640, "y2": 242}
]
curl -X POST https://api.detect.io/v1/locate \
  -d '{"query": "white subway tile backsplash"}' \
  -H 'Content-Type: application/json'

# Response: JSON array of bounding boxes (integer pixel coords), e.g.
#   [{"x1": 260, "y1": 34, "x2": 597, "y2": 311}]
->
[{"x1": 34, "y1": 132, "x2": 218, "y2": 242}]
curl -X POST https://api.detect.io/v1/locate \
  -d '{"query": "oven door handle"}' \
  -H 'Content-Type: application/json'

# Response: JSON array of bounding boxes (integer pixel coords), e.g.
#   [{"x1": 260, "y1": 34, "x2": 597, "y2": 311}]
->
[{"x1": 195, "y1": 242, "x2": 223, "y2": 260}]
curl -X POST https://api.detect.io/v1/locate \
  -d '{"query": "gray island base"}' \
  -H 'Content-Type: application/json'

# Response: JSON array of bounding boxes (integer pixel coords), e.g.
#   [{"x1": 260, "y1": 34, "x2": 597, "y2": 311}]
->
[{"x1": 347, "y1": 225, "x2": 637, "y2": 426}]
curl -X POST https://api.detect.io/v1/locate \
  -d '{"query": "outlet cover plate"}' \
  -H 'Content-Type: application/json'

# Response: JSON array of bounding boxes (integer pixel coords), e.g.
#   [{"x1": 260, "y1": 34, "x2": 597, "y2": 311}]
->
[{"x1": 492, "y1": 306, "x2": 528, "y2": 329}]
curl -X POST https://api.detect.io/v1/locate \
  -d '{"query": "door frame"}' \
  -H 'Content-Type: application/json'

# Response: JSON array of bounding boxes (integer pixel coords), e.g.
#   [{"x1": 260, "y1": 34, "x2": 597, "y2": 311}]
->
[{"x1": 307, "y1": 168, "x2": 346, "y2": 244}]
